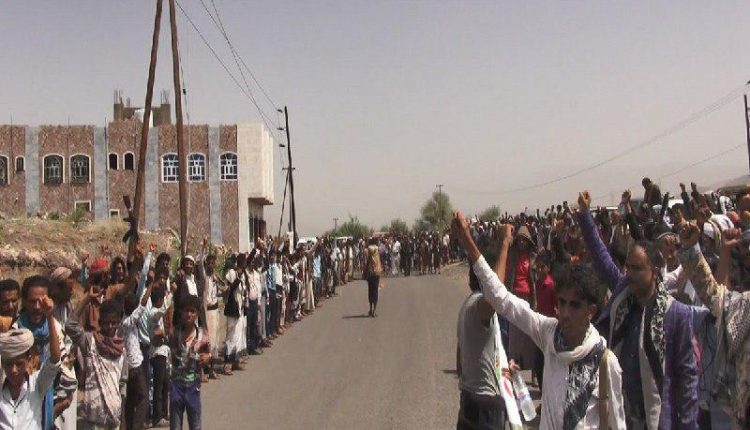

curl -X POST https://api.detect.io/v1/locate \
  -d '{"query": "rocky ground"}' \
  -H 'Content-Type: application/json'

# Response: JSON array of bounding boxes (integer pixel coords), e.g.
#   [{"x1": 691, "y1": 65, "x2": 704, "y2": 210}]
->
[{"x1": 0, "y1": 217, "x2": 179, "y2": 281}]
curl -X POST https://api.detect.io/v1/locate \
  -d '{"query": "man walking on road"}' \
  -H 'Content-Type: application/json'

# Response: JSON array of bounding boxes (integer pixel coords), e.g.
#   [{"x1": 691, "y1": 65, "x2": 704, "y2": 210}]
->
[{"x1": 365, "y1": 238, "x2": 383, "y2": 317}]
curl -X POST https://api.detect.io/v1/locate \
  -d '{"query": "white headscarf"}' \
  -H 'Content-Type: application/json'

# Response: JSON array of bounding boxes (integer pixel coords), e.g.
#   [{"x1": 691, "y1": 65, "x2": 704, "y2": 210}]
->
[{"x1": 0, "y1": 328, "x2": 34, "y2": 359}]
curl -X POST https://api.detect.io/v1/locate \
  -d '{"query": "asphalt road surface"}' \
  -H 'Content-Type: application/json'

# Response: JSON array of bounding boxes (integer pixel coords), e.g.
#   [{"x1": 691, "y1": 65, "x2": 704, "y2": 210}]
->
[{"x1": 201, "y1": 266, "x2": 540, "y2": 429}]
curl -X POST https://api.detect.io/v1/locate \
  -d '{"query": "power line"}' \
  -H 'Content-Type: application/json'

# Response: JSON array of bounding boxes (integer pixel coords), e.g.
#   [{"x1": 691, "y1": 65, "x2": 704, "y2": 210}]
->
[
  {"x1": 658, "y1": 143, "x2": 743, "y2": 181},
  {"x1": 196, "y1": 0, "x2": 274, "y2": 124},
  {"x1": 479, "y1": 81, "x2": 750, "y2": 196},
  {"x1": 207, "y1": 0, "x2": 279, "y2": 110},
  {"x1": 174, "y1": 0, "x2": 279, "y2": 133},
  {"x1": 588, "y1": 142, "x2": 744, "y2": 205}
]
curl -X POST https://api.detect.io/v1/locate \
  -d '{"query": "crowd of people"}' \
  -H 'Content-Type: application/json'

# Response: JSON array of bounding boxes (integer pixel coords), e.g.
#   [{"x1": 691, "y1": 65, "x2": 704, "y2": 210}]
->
[
  {"x1": 454, "y1": 178, "x2": 750, "y2": 430},
  {"x1": 357, "y1": 232, "x2": 455, "y2": 277},
  {"x1": 0, "y1": 232, "x2": 392, "y2": 430},
  {"x1": 6, "y1": 174, "x2": 749, "y2": 429}
]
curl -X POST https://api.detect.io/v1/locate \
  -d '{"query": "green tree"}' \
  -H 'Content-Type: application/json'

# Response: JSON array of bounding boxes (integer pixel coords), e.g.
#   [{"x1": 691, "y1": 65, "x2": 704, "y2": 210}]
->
[
  {"x1": 387, "y1": 218, "x2": 410, "y2": 236},
  {"x1": 329, "y1": 215, "x2": 372, "y2": 240},
  {"x1": 416, "y1": 191, "x2": 453, "y2": 232},
  {"x1": 479, "y1": 205, "x2": 501, "y2": 222}
]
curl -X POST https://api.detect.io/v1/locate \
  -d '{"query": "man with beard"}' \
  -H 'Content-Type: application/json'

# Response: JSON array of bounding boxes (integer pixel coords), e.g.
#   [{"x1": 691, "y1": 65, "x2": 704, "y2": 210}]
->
[
  {"x1": 12, "y1": 276, "x2": 67, "y2": 430},
  {"x1": 578, "y1": 190, "x2": 698, "y2": 429}
]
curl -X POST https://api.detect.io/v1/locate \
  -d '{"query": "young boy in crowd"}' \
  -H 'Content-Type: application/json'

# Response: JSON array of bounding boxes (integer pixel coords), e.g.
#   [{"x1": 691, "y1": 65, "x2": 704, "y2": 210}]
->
[
  {"x1": 0, "y1": 296, "x2": 61, "y2": 430},
  {"x1": 72, "y1": 296, "x2": 127, "y2": 430},
  {"x1": 170, "y1": 295, "x2": 210, "y2": 430}
]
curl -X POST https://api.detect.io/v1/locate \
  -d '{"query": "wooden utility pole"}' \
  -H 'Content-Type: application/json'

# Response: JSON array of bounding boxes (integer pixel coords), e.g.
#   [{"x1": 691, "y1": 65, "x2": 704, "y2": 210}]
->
[
  {"x1": 277, "y1": 168, "x2": 290, "y2": 238},
  {"x1": 127, "y1": 0, "x2": 163, "y2": 261},
  {"x1": 282, "y1": 107, "x2": 297, "y2": 241},
  {"x1": 168, "y1": 0, "x2": 189, "y2": 257},
  {"x1": 744, "y1": 94, "x2": 750, "y2": 175}
]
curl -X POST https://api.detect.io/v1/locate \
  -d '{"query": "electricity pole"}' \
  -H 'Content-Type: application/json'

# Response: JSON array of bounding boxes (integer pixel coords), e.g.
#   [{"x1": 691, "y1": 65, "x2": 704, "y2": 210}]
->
[
  {"x1": 127, "y1": 0, "x2": 162, "y2": 261},
  {"x1": 744, "y1": 93, "x2": 750, "y2": 175},
  {"x1": 279, "y1": 107, "x2": 297, "y2": 241},
  {"x1": 333, "y1": 217, "x2": 339, "y2": 231},
  {"x1": 168, "y1": 0, "x2": 189, "y2": 257}
]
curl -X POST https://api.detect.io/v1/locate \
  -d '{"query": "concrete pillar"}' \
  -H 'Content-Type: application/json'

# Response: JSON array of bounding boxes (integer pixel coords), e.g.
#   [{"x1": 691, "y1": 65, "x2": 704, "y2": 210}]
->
[{"x1": 24, "y1": 126, "x2": 39, "y2": 216}]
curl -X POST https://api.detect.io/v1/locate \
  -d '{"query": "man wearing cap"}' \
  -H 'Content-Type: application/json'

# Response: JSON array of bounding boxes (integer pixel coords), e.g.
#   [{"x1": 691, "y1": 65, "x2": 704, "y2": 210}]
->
[
  {"x1": 196, "y1": 238, "x2": 224, "y2": 380},
  {"x1": 173, "y1": 255, "x2": 206, "y2": 327},
  {"x1": 0, "y1": 296, "x2": 62, "y2": 430},
  {"x1": 48, "y1": 267, "x2": 79, "y2": 430}
]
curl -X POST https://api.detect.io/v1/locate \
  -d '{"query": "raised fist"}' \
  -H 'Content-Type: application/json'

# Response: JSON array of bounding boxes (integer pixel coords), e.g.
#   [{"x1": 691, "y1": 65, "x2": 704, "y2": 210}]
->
[
  {"x1": 678, "y1": 222, "x2": 701, "y2": 249},
  {"x1": 578, "y1": 191, "x2": 591, "y2": 211}
]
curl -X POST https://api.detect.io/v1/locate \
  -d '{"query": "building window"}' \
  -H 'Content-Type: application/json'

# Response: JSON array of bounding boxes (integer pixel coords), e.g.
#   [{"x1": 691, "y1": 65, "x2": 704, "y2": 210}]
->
[
  {"x1": 0, "y1": 156, "x2": 8, "y2": 186},
  {"x1": 124, "y1": 152, "x2": 135, "y2": 171},
  {"x1": 162, "y1": 153, "x2": 178, "y2": 183},
  {"x1": 70, "y1": 155, "x2": 90, "y2": 184},
  {"x1": 109, "y1": 153, "x2": 119, "y2": 170},
  {"x1": 220, "y1": 152, "x2": 237, "y2": 181},
  {"x1": 15, "y1": 156, "x2": 24, "y2": 173},
  {"x1": 75, "y1": 201, "x2": 91, "y2": 213},
  {"x1": 109, "y1": 209, "x2": 120, "y2": 219},
  {"x1": 188, "y1": 153, "x2": 205, "y2": 182},
  {"x1": 43, "y1": 155, "x2": 64, "y2": 184}
]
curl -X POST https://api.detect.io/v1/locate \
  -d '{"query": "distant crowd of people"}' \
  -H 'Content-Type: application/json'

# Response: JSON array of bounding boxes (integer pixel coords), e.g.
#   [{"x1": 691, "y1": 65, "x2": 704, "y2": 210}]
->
[{"x1": 0, "y1": 233, "x2": 376, "y2": 430}]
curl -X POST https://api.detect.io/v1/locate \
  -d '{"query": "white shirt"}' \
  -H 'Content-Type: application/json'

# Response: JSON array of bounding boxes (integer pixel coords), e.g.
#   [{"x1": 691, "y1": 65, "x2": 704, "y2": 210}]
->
[
  {"x1": 0, "y1": 357, "x2": 61, "y2": 430},
  {"x1": 205, "y1": 275, "x2": 219, "y2": 307},
  {"x1": 472, "y1": 256, "x2": 627, "y2": 430},
  {"x1": 185, "y1": 274, "x2": 198, "y2": 297},
  {"x1": 120, "y1": 305, "x2": 147, "y2": 369},
  {"x1": 247, "y1": 270, "x2": 262, "y2": 301},
  {"x1": 148, "y1": 293, "x2": 173, "y2": 358}
]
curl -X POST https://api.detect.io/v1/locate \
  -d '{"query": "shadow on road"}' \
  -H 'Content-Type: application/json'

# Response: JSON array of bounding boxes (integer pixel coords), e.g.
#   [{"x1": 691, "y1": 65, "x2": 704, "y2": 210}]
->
[
  {"x1": 441, "y1": 369, "x2": 458, "y2": 376},
  {"x1": 341, "y1": 314, "x2": 371, "y2": 319}
]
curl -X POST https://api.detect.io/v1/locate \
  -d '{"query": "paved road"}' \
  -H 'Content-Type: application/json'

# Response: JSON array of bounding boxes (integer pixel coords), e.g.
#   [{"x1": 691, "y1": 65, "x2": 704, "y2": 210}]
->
[{"x1": 201, "y1": 270, "x2": 468, "y2": 429}]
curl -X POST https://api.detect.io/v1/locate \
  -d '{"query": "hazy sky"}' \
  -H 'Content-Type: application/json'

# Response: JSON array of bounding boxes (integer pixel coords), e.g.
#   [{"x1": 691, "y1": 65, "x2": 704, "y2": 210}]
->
[{"x1": 2, "y1": 1, "x2": 750, "y2": 235}]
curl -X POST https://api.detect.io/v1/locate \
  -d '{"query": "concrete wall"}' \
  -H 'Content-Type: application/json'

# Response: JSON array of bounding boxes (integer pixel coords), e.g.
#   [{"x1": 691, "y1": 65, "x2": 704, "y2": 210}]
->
[
  {"x1": 236, "y1": 123, "x2": 274, "y2": 251},
  {"x1": 237, "y1": 123, "x2": 274, "y2": 205},
  {"x1": 157, "y1": 125, "x2": 212, "y2": 249},
  {"x1": 37, "y1": 125, "x2": 96, "y2": 215},
  {"x1": 0, "y1": 126, "x2": 27, "y2": 216},
  {"x1": 0, "y1": 120, "x2": 267, "y2": 252},
  {"x1": 220, "y1": 126, "x2": 239, "y2": 250},
  {"x1": 106, "y1": 119, "x2": 140, "y2": 221}
]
